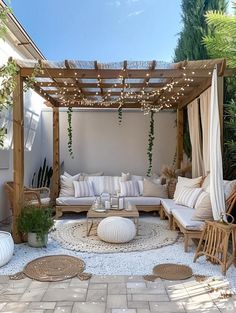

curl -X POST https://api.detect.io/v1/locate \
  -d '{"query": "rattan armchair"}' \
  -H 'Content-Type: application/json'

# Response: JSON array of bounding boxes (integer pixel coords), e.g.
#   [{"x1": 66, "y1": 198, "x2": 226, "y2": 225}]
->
[{"x1": 4, "y1": 181, "x2": 51, "y2": 210}]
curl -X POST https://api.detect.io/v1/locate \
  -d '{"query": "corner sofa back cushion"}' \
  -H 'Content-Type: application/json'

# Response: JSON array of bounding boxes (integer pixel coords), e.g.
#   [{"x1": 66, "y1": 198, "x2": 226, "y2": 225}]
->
[
  {"x1": 73, "y1": 181, "x2": 94, "y2": 197},
  {"x1": 192, "y1": 191, "x2": 213, "y2": 221},
  {"x1": 174, "y1": 176, "x2": 202, "y2": 200},
  {"x1": 120, "y1": 180, "x2": 139, "y2": 197},
  {"x1": 59, "y1": 174, "x2": 80, "y2": 197},
  {"x1": 142, "y1": 179, "x2": 168, "y2": 198},
  {"x1": 175, "y1": 187, "x2": 202, "y2": 208},
  {"x1": 87, "y1": 176, "x2": 121, "y2": 195}
]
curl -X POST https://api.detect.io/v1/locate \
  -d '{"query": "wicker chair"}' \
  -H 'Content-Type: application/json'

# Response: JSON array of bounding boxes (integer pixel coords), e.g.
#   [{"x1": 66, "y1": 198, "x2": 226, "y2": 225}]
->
[{"x1": 4, "y1": 181, "x2": 51, "y2": 210}]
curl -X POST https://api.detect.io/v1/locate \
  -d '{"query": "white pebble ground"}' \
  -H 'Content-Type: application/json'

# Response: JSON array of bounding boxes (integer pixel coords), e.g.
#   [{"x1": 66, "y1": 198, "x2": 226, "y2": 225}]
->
[{"x1": 1, "y1": 216, "x2": 236, "y2": 290}]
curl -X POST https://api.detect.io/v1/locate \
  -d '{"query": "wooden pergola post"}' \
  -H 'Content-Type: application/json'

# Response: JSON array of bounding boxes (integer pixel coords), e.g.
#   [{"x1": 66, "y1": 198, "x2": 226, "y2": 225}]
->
[
  {"x1": 51, "y1": 107, "x2": 60, "y2": 203},
  {"x1": 12, "y1": 72, "x2": 24, "y2": 243},
  {"x1": 176, "y1": 108, "x2": 184, "y2": 169}
]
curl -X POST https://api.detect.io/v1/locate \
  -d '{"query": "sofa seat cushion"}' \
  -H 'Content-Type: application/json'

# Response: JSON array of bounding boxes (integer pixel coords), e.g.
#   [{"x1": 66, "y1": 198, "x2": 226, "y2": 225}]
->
[
  {"x1": 172, "y1": 207, "x2": 204, "y2": 231},
  {"x1": 161, "y1": 199, "x2": 187, "y2": 215},
  {"x1": 124, "y1": 197, "x2": 161, "y2": 207},
  {"x1": 56, "y1": 197, "x2": 96, "y2": 206},
  {"x1": 30, "y1": 197, "x2": 51, "y2": 206}
]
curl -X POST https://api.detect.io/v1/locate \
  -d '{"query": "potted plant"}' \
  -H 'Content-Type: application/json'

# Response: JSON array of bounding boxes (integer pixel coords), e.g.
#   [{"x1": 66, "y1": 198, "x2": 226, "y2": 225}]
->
[{"x1": 17, "y1": 205, "x2": 54, "y2": 247}]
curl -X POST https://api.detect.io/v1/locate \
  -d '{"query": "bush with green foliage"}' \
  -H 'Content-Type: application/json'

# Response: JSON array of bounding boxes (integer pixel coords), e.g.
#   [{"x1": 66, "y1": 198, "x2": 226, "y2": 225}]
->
[{"x1": 17, "y1": 206, "x2": 54, "y2": 241}]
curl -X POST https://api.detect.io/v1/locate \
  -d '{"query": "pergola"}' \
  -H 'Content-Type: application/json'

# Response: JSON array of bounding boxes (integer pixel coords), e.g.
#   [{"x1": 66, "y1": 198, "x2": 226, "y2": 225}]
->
[{"x1": 12, "y1": 58, "x2": 236, "y2": 241}]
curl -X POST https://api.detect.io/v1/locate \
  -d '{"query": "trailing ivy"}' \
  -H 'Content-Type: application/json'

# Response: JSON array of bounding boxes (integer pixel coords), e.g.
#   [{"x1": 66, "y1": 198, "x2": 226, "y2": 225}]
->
[
  {"x1": 118, "y1": 105, "x2": 122, "y2": 125},
  {"x1": 67, "y1": 107, "x2": 74, "y2": 158},
  {"x1": 147, "y1": 110, "x2": 155, "y2": 177},
  {"x1": 0, "y1": 5, "x2": 12, "y2": 40}
]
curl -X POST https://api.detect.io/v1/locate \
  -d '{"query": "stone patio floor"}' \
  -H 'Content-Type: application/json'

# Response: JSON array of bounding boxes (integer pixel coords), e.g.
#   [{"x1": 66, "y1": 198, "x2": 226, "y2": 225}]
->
[{"x1": 0, "y1": 274, "x2": 235, "y2": 313}]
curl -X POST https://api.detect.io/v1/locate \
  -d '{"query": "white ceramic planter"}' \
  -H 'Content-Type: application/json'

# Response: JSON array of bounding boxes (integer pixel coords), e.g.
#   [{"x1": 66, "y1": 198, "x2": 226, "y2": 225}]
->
[
  {"x1": 0, "y1": 231, "x2": 14, "y2": 267},
  {"x1": 28, "y1": 232, "x2": 48, "y2": 248}
]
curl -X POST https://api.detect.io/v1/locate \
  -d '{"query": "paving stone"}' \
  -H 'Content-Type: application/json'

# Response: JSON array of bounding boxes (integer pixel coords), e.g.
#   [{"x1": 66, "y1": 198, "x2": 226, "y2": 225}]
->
[
  {"x1": 56, "y1": 302, "x2": 74, "y2": 307},
  {"x1": 91, "y1": 275, "x2": 126, "y2": 283},
  {"x1": 72, "y1": 302, "x2": 106, "y2": 313},
  {"x1": 43, "y1": 288, "x2": 86, "y2": 302},
  {"x1": 0, "y1": 303, "x2": 6, "y2": 310},
  {"x1": 107, "y1": 295, "x2": 127, "y2": 309},
  {"x1": 48, "y1": 282, "x2": 70, "y2": 289},
  {"x1": 127, "y1": 282, "x2": 146, "y2": 289},
  {"x1": 0, "y1": 287, "x2": 26, "y2": 295},
  {"x1": 89, "y1": 283, "x2": 107, "y2": 290},
  {"x1": 112, "y1": 309, "x2": 136, "y2": 313},
  {"x1": 128, "y1": 301, "x2": 149, "y2": 309},
  {"x1": 24, "y1": 310, "x2": 45, "y2": 313},
  {"x1": 0, "y1": 294, "x2": 22, "y2": 302},
  {"x1": 132, "y1": 294, "x2": 169, "y2": 302},
  {"x1": 149, "y1": 301, "x2": 185, "y2": 312},
  {"x1": 29, "y1": 301, "x2": 56, "y2": 309},
  {"x1": 1, "y1": 301, "x2": 29, "y2": 312},
  {"x1": 127, "y1": 287, "x2": 166, "y2": 295},
  {"x1": 214, "y1": 298, "x2": 236, "y2": 313},
  {"x1": 54, "y1": 307, "x2": 72, "y2": 313},
  {"x1": 108, "y1": 283, "x2": 127, "y2": 295},
  {"x1": 126, "y1": 276, "x2": 145, "y2": 282},
  {"x1": 86, "y1": 289, "x2": 107, "y2": 302},
  {"x1": 137, "y1": 310, "x2": 151, "y2": 313},
  {"x1": 20, "y1": 288, "x2": 46, "y2": 302},
  {"x1": 69, "y1": 278, "x2": 89, "y2": 287},
  {"x1": 29, "y1": 281, "x2": 50, "y2": 289}
]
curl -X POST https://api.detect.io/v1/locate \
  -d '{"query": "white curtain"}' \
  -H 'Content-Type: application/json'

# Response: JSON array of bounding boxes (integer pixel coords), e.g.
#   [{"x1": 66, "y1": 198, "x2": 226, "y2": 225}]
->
[
  {"x1": 187, "y1": 99, "x2": 203, "y2": 177},
  {"x1": 200, "y1": 88, "x2": 211, "y2": 174},
  {"x1": 209, "y1": 68, "x2": 225, "y2": 220}
]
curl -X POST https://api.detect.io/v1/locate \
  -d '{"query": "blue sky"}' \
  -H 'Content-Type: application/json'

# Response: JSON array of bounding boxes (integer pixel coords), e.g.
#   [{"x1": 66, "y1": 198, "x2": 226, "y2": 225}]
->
[{"x1": 10, "y1": 0, "x2": 182, "y2": 62}]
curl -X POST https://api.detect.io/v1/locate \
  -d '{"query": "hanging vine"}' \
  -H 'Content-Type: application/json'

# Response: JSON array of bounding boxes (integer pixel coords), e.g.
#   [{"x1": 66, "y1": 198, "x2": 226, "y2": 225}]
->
[
  {"x1": 67, "y1": 107, "x2": 74, "y2": 158},
  {"x1": 147, "y1": 110, "x2": 155, "y2": 177},
  {"x1": 118, "y1": 105, "x2": 123, "y2": 125},
  {"x1": 0, "y1": 5, "x2": 12, "y2": 40}
]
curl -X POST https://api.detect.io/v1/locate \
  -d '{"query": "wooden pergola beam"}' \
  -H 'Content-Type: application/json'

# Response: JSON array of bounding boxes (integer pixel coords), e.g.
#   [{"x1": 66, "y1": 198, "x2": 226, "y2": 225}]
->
[
  {"x1": 12, "y1": 72, "x2": 24, "y2": 243},
  {"x1": 20, "y1": 68, "x2": 215, "y2": 79}
]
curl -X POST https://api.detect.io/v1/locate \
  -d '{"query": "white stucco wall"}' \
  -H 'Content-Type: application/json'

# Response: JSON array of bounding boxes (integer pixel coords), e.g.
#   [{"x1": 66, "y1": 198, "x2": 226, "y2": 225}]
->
[{"x1": 41, "y1": 109, "x2": 176, "y2": 176}]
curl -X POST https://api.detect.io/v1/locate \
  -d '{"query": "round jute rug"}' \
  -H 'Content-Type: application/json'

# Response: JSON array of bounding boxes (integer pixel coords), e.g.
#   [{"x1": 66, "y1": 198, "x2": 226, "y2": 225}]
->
[{"x1": 51, "y1": 219, "x2": 179, "y2": 253}]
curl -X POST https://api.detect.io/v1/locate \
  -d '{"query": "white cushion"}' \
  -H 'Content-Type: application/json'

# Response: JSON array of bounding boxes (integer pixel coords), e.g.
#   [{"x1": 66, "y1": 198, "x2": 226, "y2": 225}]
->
[
  {"x1": 192, "y1": 191, "x2": 213, "y2": 221},
  {"x1": 175, "y1": 187, "x2": 202, "y2": 208},
  {"x1": 120, "y1": 181, "x2": 139, "y2": 197},
  {"x1": 172, "y1": 207, "x2": 205, "y2": 231},
  {"x1": 73, "y1": 181, "x2": 94, "y2": 197},
  {"x1": 161, "y1": 198, "x2": 188, "y2": 215},
  {"x1": 124, "y1": 197, "x2": 161, "y2": 207},
  {"x1": 97, "y1": 217, "x2": 136, "y2": 243},
  {"x1": 223, "y1": 180, "x2": 236, "y2": 199},
  {"x1": 59, "y1": 174, "x2": 80, "y2": 197},
  {"x1": 174, "y1": 176, "x2": 202, "y2": 200},
  {"x1": 30, "y1": 197, "x2": 51, "y2": 206},
  {"x1": 121, "y1": 172, "x2": 131, "y2": 182},
  {"x1": 56, "y1": 197, "x2": 96, "y2": 205},
  {"x1": 138, "y1": 180, "x2": 144, "y2": 195},
  {"x1": 131, "y1": 175, "x2": 143, "y2": 181},
  {"x1": 143, "y1": 179, "x2": 168, "y2": 198},
  {"x1": 87, "y1": 176, "x2": 105, "y2": 196}
]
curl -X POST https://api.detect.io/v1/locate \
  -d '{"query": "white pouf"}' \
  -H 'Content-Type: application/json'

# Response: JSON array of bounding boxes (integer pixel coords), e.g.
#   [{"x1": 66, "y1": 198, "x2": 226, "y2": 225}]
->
[
  {"x1": 0, "y1": 231, "x2": 14, "y2": 267},
  {"x1": 97, "y1": 217, "x2": 136, "y2": 243}
]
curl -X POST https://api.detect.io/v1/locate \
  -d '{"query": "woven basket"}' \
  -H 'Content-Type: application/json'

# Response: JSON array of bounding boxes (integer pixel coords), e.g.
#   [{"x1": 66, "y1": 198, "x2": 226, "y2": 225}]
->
[{"x1": 167, "y1": 178, "x2": 177, "y2": 199}]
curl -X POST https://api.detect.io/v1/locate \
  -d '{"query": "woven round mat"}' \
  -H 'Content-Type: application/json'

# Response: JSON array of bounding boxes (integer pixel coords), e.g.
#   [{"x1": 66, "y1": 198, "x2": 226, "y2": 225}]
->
[
  {"x1": 23, "y1": 255, "x2": 85, "y2": 282},
  {"x1": 153, "y1": 263, "x2": 193, "y2": 280}
]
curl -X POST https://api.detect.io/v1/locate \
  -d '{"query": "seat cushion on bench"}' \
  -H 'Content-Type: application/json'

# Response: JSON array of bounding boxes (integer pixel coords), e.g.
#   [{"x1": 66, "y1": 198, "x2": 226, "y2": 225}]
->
[
  {"x1": 56, "y1": 197, "x2": 96, "y2": 206},
  {"x1": 172, "y1": 207, "x2": 204, "y2": 231},
  {"x1": 161, "y1": 199, "x2": 187, "y2": 215},
  {"x1": 123, "y1": 197, "x2": 161, "y2": 207}
]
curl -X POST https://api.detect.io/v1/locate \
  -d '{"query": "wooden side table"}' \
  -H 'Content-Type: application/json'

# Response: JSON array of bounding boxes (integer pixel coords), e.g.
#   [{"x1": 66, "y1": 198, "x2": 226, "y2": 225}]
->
[{"x1": 194, "y1": 220, "x2": 236, "y2": 275}]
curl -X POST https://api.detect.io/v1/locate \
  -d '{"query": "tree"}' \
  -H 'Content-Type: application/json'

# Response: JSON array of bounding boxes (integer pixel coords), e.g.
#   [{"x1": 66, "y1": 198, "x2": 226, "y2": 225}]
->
[{"x1": 174, "y1": 0, "x2": 227, "y2": 62}]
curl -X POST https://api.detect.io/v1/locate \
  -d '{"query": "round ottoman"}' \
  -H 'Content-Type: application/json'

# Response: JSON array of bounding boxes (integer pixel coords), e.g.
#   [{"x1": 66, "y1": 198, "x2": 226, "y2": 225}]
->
[
  {"x1": 97, "y1": 217, "x2": 136, "y2": 243},
  {"x1": 0, "y1": 231, "x2": 14, "y2": 267}
]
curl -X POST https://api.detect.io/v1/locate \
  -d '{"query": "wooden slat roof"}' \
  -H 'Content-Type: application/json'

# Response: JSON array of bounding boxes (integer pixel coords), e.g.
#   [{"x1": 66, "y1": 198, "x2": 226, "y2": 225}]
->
[{"x1": 16, "y1": 58, "x2": 236, "y2": 109}]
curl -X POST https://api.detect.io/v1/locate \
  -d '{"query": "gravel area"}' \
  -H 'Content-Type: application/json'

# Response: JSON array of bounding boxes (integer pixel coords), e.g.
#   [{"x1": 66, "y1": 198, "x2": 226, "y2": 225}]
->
[{"x1": 1, "y1": 215, "x2": 236, "y2": 290}]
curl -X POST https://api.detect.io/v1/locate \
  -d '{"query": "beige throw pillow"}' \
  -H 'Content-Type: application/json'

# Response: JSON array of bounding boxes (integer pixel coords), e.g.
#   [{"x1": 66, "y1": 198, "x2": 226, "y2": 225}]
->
[
  {"x1": 192, "y1": 191, "x2": 213, "y2": 221},
  {"x1": 174, "y1": 176, "x2": 202, "y2": 200},
  {"x1": 143, "y1": 179, "x2": 168, "y2": 198},
  {"x1": 175, "y1": 187, "x2": 202, "y2": 208},
  {"x1": 59, "y1": 174, "x2": 80, "y2": 197}
]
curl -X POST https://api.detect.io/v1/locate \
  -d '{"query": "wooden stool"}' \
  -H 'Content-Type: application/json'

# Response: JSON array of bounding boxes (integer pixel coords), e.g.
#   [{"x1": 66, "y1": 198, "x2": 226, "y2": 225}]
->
[{"x1": 194, "y1": 220, "x2": 236, "y2": 275}]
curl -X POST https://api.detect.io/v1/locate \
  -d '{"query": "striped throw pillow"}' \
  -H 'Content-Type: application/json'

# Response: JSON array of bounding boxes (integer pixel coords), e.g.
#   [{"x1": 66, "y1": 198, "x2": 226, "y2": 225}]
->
[
  {"x1": 175, "y1": 187, "x2": 202, "y2": 208},
  {"x1": 73, "y1": 181, "x2": 95, "y2": 198},
  {"x1": 120, "y1": 181, "x2": 139, "y2": 197},
  {"x1": 174, "y1": 176, "x2": 202, "y2": 200}
]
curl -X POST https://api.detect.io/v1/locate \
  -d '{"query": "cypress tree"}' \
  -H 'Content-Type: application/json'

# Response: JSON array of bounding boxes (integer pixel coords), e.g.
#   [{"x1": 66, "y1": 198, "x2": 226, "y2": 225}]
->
[{"x1": 174, "y1": 0, "x2": 227, "y2": 61}]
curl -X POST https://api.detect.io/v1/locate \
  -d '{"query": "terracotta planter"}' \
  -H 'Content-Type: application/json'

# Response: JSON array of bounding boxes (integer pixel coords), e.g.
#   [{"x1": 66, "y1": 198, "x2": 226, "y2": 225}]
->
[
  {"x1": 0, "y1": 231, "x2": 14, "y2": 267},
  {"x1": 28, "y1": 232, "x2": 48, "y2": 248}
]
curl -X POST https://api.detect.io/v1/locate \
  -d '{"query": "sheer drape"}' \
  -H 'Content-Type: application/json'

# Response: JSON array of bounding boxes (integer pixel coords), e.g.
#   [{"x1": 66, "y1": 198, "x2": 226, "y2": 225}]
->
[
  {"x1": 187, "y1": 99, "x2": 203, "y2": 177},
  {"x1": 209, "y1": 68, "x2": 225, "y2": 220},
  {"x1": 200, "y1": 87, "x2": 211, "y2": 175}
]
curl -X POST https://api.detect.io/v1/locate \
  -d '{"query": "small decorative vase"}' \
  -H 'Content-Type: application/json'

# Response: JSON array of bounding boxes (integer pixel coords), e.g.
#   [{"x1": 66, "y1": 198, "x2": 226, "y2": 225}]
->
[
  {"x1": 0, "y1": 231, "x2": 14, "y2": 267},
  {"x1": 28, "y1": 232, "x2": 48, "y2": 248}
]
